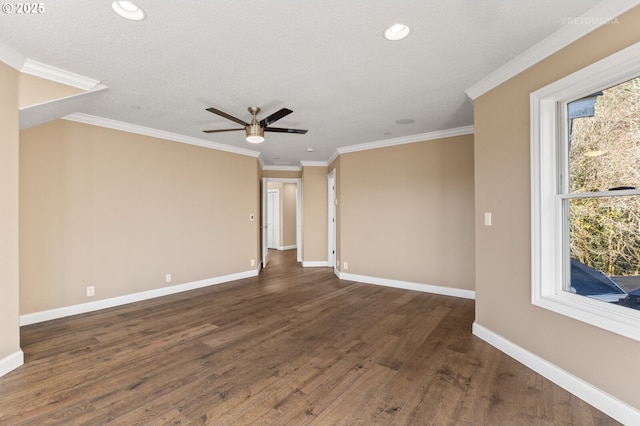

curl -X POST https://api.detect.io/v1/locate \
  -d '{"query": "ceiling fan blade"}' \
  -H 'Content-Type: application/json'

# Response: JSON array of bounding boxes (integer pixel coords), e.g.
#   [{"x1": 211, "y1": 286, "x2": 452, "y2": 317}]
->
[
  {"x1": 264, "y1": 127, "x2": 308, "y2": 134},
  {"x1": 202, "y1": 128, "x2": 245, "y2": 133},
  {"x1": 259, "y1": 108, "x2": 293, "y2": 128},
  {"x1": 206, "y1": 107, "x2": 249, "y2": 126}
]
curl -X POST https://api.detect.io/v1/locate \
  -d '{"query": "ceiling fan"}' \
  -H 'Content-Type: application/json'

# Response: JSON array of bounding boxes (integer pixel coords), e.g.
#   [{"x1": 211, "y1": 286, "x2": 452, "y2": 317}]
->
[{"x1": 203, "y1": 106, "x2": 308, "y2": 144}]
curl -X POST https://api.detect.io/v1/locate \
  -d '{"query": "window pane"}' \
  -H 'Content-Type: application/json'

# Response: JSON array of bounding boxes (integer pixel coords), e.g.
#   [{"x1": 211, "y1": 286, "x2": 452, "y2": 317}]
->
[
  {"x1": 569, "y1": 196, "x2": 640, "y2": 310},
  {"x1": 568, "y1": 76, "x2": 640, "y2": 193}
]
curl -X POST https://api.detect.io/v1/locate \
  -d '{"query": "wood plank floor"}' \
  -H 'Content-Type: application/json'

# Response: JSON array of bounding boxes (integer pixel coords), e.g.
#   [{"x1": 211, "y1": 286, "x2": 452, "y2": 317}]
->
[{"x1": 0, "y1": 250, "x2": 618, "y2": 425}]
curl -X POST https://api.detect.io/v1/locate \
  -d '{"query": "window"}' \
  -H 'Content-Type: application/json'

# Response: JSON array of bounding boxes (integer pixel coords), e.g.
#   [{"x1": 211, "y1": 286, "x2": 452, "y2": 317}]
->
[
  {"x1": 531, "y1": 41, "x2": 640, "y2": 342},
  {"x1": 566, "y1": 80, "x2": 640, "y2": 310}
]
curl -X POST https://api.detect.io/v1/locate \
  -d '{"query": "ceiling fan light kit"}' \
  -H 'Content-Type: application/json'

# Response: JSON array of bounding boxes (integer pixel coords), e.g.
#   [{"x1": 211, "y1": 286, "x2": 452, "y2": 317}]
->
[
  {"x1": 246, "y1": 106, "x2": 265, "y2": 143},
  {"x1": 246, "y1": 124, "x2": 265, "y2": 144},
  {"x1": 203, "y1": 106, "x2": 307, "y2": 144}
]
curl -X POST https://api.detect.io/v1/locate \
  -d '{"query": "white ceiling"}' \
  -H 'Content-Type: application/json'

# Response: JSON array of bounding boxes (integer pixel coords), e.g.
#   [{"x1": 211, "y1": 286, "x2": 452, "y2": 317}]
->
[{"x1": 0, "y1": 0, "x2": 609, "y2": 166}]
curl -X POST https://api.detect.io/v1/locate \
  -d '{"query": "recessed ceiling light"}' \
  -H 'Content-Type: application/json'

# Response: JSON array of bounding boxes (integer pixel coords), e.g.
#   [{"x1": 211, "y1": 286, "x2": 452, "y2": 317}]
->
[
  {"x1": 384, "y1": 24, "x2": 410, "y2": 41},
  {"x1": 306, "y1": 148, "x2": 314, "y2": 152},
  {"x1": 112, "y1": 1, "x2": 146, "y2": 21},
  {"x1": 395, "y1": 118, "x2": 415, "y2": 125}
]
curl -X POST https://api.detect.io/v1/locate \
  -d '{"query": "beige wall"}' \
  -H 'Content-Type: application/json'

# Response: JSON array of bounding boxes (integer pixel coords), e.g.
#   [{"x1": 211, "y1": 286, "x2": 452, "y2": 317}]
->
[
  {"x1": 18, "y1": 73, "x2": 84, "y2": 109},
  {"x1": 20, "y1": 120, "x2": 260, "y2": 314},
  {"x1": 474, "y1": 6, "x2": 640, "y2": 409},
  {"x1": 282, "y1": 183, "x2": 297, "y2": 247},
  {"x1": 338, "y1": 136, "x2": 475, "y2": 290},
  {"x1": 0, "y1": 62, "x2": 21, "y2": 363},
  {"x1": 301, "y1": 166, "x2": 328, "y2": 262},
  {"x1": 262, "y1": 169, "x2": 301, "y2": 179}
]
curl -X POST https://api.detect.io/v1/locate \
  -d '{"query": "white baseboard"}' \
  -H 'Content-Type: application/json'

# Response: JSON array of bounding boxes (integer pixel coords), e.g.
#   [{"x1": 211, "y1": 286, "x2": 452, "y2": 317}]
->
[
  {"x1": 472, "y1": 322, "x2": 640, "y2": 425},
  {"x1": 337, "y1": 271, "x2": 476, "y2": 300},
  {"x1": 302, "y1": 260, "x2": 329, "y2": 267},
  {"x1": 0, "y1": 350, "x2": 24, "y2": 377},
  {"x1": 20, "y1": 269, "x2": 259, "y2": 326},
  {"x1": 278, "y1": 245, "x2": 297, "y2": 251}
]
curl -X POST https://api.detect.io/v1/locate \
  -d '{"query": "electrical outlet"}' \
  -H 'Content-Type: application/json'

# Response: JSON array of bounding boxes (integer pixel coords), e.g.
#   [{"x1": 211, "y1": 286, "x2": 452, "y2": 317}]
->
[
  {"x1": 250, "y1": 259, "x2": 255, "y2": 267},
  {"x1": 343, "y1": 262, "x2": 348, "y2": 270},
  {"x1": 166, "y1": 274, "x2": 172, "y2": 283},
  {"x1": 86, "y1": 286, "x2": 95, "y2": 297}
]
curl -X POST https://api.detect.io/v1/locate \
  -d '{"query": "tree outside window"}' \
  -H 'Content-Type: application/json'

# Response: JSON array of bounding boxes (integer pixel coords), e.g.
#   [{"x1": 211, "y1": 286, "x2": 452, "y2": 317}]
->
[{"x1": 567, "y1": 76, "x2": 640, "y2": 310}]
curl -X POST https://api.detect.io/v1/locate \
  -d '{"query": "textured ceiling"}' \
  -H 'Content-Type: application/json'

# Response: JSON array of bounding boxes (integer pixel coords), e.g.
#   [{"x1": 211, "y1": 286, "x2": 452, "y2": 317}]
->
[{"x1": 1, "y1": 0, "x2": 605, "y2": 166}]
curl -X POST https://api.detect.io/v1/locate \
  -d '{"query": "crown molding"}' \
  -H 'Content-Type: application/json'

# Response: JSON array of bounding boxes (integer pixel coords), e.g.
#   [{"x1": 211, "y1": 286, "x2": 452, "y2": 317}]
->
[
  {"x1": 21, "y1": 59, "x2": 100, "y2": 90},
  {"x1": 262, "y1": 165, "x2": 302, "y2": 172},
  {"x1": 300, "y1": 161, "x2": 329, "y2": 167},
  {"x1": 327, "y1": 150, "x2": 340, "y2": 166},
  {"x1": 62, "y1": 115, "x2": 472, "y2": 164},
  {"x1": 0, "y1": 42, "x2": 26, "y2": 70},
  {"x1": 466, "y1": 0, "x2": 640, "y2": 100},
  {"x1": 337, "y1": 125, "x2": 474, "y2": 155},
  {"x1": 63, "y1": 113, "x2": 261, "y2": 158},
  {"x1": 257, "y1": 155, "x2": 266, "y2": 170},
  {"x1": 0, "y1": 43, "x2": 100, "y2": 90}
]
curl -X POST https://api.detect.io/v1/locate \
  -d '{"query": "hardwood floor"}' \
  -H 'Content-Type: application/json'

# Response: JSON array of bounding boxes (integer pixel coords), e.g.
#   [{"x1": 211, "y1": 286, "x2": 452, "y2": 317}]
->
[{"x1": 0, "y1": 250, "x2": 617, "y2": 425}]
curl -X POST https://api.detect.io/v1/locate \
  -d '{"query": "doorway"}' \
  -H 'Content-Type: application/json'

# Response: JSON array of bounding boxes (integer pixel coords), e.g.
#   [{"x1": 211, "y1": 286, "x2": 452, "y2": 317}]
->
[{"x1": 261, "y1": 177, "x2": 302, "y2": 268}]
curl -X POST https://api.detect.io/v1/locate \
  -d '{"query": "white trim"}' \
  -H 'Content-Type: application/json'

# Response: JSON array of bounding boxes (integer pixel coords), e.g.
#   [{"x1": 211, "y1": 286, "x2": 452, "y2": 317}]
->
[
  {"x1": 530, "y1": 40, "x2": 640, "y2": 342},
  {"x1": 473, "y1": 323, "x2": 640, "y2": 425},
  {"x1": 21, "y1": 59, "x2": 100, "y2": 90},
  {"x1": 0, "y1": 350, "x2": 24, "y2": 378},
  {"x1": 296, "y1": 180, "x2": 303, "y2": 263},
  {"x1": 262, "y1": 165, "x2": 301, "y2": 172},
  {"x1": 278, "y1": 245, "x2": 297, "y2": 251},
  {"x1": 337, "y1": 271, "x2": 476, "y2": 300},
  {"x1": 327, "y1": 169, "x2": 337, "y2": 268},
  {"x1": 63, "y1": 113, "x2": 260, "y2": 158},
  {"x1": 20, "y1": 270, "x2": 258, "y2": 326},
  {"x1": 300, "y1": 161, "x2": 328, "y2": 167},
  {"x1": 0, "y1": 41, "x2": 26, "y2": 70},
  {"x1": 466, "y1": 0, "x2": 640, "y2": 100},
  {"x1": 263, "y1": 177, "x2": 301, "y2": 183},
  {"x1": 261, "y1": 178, "x2": 269, "y2": 267},
  {"x1": 302, "y1": 261, "x2": 330, "y2": 267},
  {"x1": 257, "y1": 155, "x2": 266, "y2": 170},
  {"x1": 337, "y1": 126, "x2": 474, "y2": 155}
]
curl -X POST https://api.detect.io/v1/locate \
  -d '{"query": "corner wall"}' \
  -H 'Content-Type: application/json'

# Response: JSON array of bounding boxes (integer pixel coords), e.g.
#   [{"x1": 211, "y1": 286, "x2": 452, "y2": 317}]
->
[
  {"x1": 474, "y1": 6, "x2": 640, "y2": 411},
  {"x1": 301, "y1": 165, "x2": 328, "y2": 264},
  {"x1": 0, "y1": 62, "x2": 22, "y2": 375},
  {"x1": 338, "y1": 135, "x2": 475, "y2": 292}
]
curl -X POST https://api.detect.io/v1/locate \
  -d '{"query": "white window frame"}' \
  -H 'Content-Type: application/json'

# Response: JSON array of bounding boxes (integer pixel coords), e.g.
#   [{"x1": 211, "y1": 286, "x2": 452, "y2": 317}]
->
[{"x1": 531, "y1": 40, "x2": 640, "y2": 342}]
